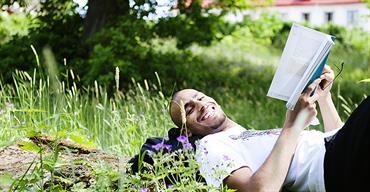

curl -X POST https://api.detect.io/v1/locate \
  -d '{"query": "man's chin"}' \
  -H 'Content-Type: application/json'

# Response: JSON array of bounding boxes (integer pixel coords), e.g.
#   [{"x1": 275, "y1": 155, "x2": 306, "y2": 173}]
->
[{"x1": 210, "y1": 118, "x2": 226, "y2": 131}]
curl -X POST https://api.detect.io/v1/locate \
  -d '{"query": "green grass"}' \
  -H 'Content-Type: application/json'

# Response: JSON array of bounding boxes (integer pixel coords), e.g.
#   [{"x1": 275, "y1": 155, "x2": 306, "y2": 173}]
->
[
  {"x1": 0, "y1": 66, "x2": 230, "y2": 191},
  {"x1": 0, "y1": 69, "x2": 172, "y2": 157}
]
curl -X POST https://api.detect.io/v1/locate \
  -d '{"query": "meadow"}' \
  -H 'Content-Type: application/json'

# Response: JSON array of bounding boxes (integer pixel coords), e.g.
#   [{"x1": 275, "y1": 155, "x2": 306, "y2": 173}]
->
[{"x1": 0, "y1": 26, "x2": 369, "y2": 191}]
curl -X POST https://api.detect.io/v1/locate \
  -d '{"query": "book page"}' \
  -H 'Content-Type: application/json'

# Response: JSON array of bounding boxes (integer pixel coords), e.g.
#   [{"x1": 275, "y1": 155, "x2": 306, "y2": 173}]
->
[
  {"x1": 268, "y1": 24, "x2": 322, "y2": 100},
  {"x1": 287, "y1": 40, "x2": 333, "y2": 110},
  {"x1": 267, "y1": 23, "x2": 334, "y2": 109}
]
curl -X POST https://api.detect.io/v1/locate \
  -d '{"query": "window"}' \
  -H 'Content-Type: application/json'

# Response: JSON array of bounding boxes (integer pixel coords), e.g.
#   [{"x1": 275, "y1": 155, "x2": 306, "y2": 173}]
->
[
  {"x1": 302, "y1": 13, "x2": 310, "y2": 22},
  {"x1": 347, "y1": 10, "x2": 359, "y2": 25},
  {"x1": 325, "y1": 12, "x2": 333, "y2": 23}
]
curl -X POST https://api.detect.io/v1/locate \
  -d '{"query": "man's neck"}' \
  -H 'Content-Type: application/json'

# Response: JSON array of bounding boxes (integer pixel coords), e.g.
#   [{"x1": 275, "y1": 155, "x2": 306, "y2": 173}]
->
[{"x1": 221, "y1": 118, "x2": 238, "y2": 132}]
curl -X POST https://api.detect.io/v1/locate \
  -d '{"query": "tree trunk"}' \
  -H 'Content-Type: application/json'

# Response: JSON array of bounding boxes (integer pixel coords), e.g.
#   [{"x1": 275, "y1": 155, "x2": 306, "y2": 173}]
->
[{"x1": 83, "y1": 0, "x2": 129, "y2": 39}]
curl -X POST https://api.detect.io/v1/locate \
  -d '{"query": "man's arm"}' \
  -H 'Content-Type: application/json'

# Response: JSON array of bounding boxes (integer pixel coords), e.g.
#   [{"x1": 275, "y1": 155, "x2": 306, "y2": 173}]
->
[
  {"x1": 224, "y1": 125, "x2": 301, "y2": 191},
  {"x1": 224, "y1": 79, "x2": 321, "y2": 191},
  {"x1": 316, "y1": 65, "x2": 344, "y2": 132},
  {"x1": 317, "y1": 93, "x2": 344, "y2": 132}
]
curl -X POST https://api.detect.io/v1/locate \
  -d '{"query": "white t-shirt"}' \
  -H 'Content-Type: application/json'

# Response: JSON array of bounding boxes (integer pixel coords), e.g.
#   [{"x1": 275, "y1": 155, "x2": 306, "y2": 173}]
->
[{"x1": 195, "y1": 125, "x2": 339, "y2": 191}]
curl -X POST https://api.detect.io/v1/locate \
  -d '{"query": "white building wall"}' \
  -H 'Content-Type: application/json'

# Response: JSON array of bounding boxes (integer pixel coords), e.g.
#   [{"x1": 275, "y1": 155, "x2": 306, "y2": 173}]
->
[
  {"x1": 267, "y1": 3, "x2": 369, "y2": 31},
  {"x1": 225, "y1": 3, "x2": 369, "y2": 31}
]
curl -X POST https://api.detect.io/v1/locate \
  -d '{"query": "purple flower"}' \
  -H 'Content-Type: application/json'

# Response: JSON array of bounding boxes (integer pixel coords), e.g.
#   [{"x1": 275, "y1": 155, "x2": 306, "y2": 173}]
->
[
  {"x1": 183, "y1": 142, "x2": 193, "y2": 150},
  {"x1": 176, "y1": 135, "x2": 188, "y2": 143},
  {"x1": 152, "y1": 142, "x2": 172, "y2": 151},
  {"x1": 163, "y1": 144, "x2": 172, "y2": 150},
  {"x1": 152, "y1": 143, "x2": 163, "y2": 151},
  {"x1": 140, "y1": 187, "x2": 148, "y2": 192}
]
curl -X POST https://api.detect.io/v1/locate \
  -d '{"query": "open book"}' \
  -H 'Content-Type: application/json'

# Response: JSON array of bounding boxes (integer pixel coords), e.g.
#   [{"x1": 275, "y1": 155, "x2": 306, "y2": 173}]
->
[{"x1": 267, "y1": 23, "x2": 335, "y2": 110}]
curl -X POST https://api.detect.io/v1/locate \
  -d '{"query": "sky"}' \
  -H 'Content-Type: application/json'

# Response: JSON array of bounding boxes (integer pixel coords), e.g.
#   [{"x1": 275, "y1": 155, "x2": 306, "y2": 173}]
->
[{"x1": 72, "y1": 0, "x2": 175, "y2": 19}]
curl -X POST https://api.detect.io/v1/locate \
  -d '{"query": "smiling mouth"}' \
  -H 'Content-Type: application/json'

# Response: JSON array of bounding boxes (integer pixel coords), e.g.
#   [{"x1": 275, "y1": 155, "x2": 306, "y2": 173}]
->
[
  {"x1": 202, "y1": 111, "x2": 214, "y2": 120},
  {"x1": 200, "y1": 105, "x2": 215, "y2": 121}
]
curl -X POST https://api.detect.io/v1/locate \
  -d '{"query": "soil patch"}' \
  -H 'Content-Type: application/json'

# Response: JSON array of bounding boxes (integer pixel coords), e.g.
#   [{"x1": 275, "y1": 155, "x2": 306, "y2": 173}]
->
[{"x1": 0, "y1": 135, "x2": 128, "y2": 191}]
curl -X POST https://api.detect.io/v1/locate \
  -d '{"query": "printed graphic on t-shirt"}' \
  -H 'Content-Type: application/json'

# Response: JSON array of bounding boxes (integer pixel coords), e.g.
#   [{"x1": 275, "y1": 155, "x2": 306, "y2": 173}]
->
[{"x1": 229, "y1": 128, "x2": 281, "y2": 140}]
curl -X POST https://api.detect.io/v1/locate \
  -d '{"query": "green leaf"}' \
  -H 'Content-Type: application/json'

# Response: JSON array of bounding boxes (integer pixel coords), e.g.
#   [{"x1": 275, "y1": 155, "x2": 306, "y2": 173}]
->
[
  {"x1": 69, "y1": 134, "x2": 96, "y2": 147},
  {"x1": 25, "y1": 130, "x2": 41, "y2": 138},
  {"x1": 17, "y1": 141, "x2": 41, "y2": 153},
  {"x1": 69, "y1": 134, "x2": 84, "y2": 144},
  {"x1": 359, "y1": 78, "x2": 370, "y2": 83},
  {"x1": 0, "y1": 173, "x2": 14, "y2": 187}
]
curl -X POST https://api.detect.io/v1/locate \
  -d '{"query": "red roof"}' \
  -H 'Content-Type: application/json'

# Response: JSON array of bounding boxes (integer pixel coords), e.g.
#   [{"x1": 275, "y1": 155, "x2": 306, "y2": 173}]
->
[{"x1": 273, "y1": 0, "x2": 364, "y2": 6}]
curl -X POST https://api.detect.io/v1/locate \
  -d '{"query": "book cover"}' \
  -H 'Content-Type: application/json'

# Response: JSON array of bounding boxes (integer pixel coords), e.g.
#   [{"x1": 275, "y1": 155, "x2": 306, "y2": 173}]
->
[{"x1": 304, "y1": 36, "x2": 336, "y2": 92}]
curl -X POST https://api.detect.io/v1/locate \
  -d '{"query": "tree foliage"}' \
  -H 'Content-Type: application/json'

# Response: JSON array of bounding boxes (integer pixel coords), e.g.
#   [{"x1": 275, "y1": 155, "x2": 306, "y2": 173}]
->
[
  {"x1": 0, "y1": 0, "x2": 367, "y2": 94},
  {"x1": 0, "y1": 0, "x2": 84, "y2": 83},
  {"x1": 0, "y1": 0, "x2": 252, "y2": 90}
]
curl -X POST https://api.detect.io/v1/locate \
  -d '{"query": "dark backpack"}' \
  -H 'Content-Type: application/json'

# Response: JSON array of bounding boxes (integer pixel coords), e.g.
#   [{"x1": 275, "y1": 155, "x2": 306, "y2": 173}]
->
[{"x1": 127, "y1": 127, "x2": 205, "y2": 185}]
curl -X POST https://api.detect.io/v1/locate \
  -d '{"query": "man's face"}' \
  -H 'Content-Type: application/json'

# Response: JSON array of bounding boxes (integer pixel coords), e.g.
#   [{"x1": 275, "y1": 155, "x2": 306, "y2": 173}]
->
[{"x1": 170, "y1": 89, "x2": 227, "y2": 136}]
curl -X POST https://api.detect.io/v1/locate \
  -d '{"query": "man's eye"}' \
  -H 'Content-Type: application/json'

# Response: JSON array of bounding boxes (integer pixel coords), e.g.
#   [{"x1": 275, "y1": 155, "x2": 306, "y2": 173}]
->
[
  {"x1": 198, "y1": 96, "x2": 205, "y2": 101},
  {"x1": 186, "y1": 108, "x2": 193, "y2": 116}
]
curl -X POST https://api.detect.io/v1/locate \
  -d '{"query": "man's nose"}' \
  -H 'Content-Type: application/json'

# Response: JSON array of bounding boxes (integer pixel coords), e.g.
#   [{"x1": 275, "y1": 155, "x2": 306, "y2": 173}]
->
[{"x1": 190, "y1": 99, "x2": 206, "y2": 111}]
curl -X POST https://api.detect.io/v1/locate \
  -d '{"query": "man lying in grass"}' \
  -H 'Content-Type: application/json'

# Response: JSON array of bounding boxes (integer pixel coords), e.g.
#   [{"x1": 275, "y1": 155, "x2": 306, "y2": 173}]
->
[{"x1": 169, "y1": 65, "x2": 370, "y2": 192}]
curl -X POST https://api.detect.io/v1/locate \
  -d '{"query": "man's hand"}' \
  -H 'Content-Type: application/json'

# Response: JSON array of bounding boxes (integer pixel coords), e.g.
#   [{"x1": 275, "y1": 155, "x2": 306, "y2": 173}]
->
[
  {"x1": 316, "y1": 65, "x2": 335, "y2": 102},
  {"x1": 284, "y1": 79, "x2": 321, "y2": 130}
]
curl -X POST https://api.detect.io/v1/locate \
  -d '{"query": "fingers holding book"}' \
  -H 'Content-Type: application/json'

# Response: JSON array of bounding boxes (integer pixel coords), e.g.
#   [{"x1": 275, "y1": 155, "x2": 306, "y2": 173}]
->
[
  {"x1": 300, "y1": 84, "x2": 319, "y2": 111},
  {"x1": 295, "y1": 79, "x2": 321, "y2": 127},
  {"x1": 317, "y1": 65, "x2": 335, "y2": 101},
  {"x1": 319, "y1": 65, "x2": 335, "y2": 89},
  {"x1": 284, "y1": 79, "x2": 320, "y2": 129}
]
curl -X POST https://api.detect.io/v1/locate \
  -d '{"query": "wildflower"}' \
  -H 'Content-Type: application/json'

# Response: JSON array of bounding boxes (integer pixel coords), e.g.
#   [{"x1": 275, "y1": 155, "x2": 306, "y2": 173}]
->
[
  {"x1": 152, "y1": 143, "x2": 164, "y2": 151},
  {"x1": 140, "y1": 187, "x2": 149, "y2": 192},
  {"x1": 152, "y1": 142, "x2": 172, "y2": 151},
  {"x1": 183, "y1": 142, "x2": 193, "y2": 150},
  {"x1": 176, "y1": 135, "x2": 188, "y2": 143},
  {"x1": 163, "y1": 144, "x2": 172, "y2": 150},
  {"x1": 5, "y1": 102, "x2": 14, "y2": 108}
]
